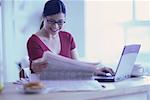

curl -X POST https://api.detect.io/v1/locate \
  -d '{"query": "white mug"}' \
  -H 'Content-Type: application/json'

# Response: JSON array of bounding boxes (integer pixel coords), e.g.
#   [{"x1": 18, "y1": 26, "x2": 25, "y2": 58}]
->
[{"x1": 131, "y1": 64, "x2": 144, "y2": 77}]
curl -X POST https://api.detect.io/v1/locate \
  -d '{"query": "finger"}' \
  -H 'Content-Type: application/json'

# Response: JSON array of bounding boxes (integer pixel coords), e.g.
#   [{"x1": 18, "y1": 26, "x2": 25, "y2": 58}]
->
[
  {"x1": 41, "y1": 61, "x2": 48, "y2": 68},
  {"x1": 32, "y1": 60, "x2": 48, "y2": 67},
  {"x1": 35, "y1": 66, "x2": 46, "y2": 73},
  {"x1": 98, "y1": 71, "x2": 106, "y2": 76},
  {"x1": 32, "y1": 63, "x2": 48, "y2": 73},
  {"x1": 110, "y1": 69, "x2": 115, "y2": 75},
  {"x1": 32, "y1": 58, "x2": 44, "y2": 63},
  {"x1": 94, "y1": 69, "x2": 106, "y2": 76},
  {"x1": 32, "y1": 67, "x2": 41, "y2": 73},
  {"x1": 35, "y1": 61, "x2": 48, "y2": 65},
  {"x1": 105, "y1": 68, "x2": 115, "y2": 76}
]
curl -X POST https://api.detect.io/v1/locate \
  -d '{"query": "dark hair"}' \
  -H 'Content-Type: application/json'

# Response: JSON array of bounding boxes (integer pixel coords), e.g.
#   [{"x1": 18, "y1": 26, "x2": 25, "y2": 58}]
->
[
  {"x1": 40, "y1": 0, "x2": 66, "y2": 29},
  {"x1": 40, "y1": 21, "x2": 44, "y2": 29},
  {"x1": 43, "y1": 0, "x2": 66, "y2": 17}
]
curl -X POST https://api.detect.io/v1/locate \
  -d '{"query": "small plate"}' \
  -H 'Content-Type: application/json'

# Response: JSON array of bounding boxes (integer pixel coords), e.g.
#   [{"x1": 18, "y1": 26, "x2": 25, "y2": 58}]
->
[
  {"x1": 23, "y1": 87, "x2": 45, "y2": 94},
  {"x1": 16, "y1": 85, "x2": 45, "y2": 94}
]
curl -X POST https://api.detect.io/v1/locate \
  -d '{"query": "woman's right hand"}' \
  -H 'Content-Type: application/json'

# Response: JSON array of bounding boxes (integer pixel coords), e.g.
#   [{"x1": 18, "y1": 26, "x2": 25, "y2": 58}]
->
[{"x1": 31, "y1": 58, "x2": 48, "y2": 73}]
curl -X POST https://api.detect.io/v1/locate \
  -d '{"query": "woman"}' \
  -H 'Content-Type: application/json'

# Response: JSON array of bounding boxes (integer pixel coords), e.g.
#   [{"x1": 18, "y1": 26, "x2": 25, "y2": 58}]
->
[{"x1": 27, "y1": 0, "x2": 114, "y2": 77}]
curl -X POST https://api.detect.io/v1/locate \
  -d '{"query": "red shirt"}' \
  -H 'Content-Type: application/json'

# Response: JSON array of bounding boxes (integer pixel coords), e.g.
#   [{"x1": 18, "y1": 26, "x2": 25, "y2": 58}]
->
[
  {"x1": 27, "y1": 31, "x2": 76, "y2": 72},
  {"x1": 27, "y1": 31, "x2": 76, "y2": 60}
]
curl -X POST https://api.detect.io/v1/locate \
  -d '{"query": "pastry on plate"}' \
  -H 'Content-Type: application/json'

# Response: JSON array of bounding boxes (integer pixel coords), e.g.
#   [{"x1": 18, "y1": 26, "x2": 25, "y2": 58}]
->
[{"x1": 23, "y1": 82, "x2": 44, "y2": 93}]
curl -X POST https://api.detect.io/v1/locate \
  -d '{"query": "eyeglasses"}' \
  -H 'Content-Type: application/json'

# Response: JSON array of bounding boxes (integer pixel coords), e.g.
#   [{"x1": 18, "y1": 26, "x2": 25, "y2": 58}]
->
[{"x1": 46, "y1": 18, "x2": 65, "y2": 26}]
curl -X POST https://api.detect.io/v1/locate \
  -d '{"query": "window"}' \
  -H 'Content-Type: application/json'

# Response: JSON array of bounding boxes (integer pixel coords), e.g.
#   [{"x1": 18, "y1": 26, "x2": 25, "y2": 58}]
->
[
  {"x1": 85, "y1": 0, "x2": 150, "y2": 74},
  {"x1": 134, "y1": 0, "x2": 150, "y2": 20}
]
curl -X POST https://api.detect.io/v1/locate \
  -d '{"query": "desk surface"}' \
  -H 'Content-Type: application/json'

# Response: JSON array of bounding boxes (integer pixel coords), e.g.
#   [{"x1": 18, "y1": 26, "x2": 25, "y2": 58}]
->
[{"x1": 1, "y1": 76, "x2": 150, "y2": 100}]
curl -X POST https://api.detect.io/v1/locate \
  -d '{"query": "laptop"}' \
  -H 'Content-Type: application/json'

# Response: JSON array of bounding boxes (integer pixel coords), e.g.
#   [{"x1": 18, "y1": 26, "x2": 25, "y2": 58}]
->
[{"x1": 94, "y1": 44, "x2": 141, "y2": 82}]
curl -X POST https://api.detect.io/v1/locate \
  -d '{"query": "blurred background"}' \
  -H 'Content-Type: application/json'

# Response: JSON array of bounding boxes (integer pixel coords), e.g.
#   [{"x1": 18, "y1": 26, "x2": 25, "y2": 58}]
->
[{"x1": 0, "y1": 0, "x2": 150, "y2": 82}]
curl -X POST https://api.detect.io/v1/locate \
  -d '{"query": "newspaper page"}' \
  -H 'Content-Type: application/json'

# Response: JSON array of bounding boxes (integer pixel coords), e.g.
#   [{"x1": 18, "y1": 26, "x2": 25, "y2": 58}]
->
[{"x1": 39, "y1": 52, "x2": 95, "y2": 80}]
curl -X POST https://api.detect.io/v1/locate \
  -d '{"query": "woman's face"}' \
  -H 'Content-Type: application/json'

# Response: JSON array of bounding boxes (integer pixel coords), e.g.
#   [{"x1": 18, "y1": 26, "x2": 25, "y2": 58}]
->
[{"x1": 43, "y1": 13, "x2": 65, "y2": 35}]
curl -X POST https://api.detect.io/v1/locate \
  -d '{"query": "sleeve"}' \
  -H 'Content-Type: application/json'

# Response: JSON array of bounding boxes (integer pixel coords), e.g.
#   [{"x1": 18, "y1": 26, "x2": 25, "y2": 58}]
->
[
  {"x1": 70, "y1": 35, "x2": 76, "y2": 50},
  {"x1": 27, "y1": 37, "x2": 43, "y2": 61}
]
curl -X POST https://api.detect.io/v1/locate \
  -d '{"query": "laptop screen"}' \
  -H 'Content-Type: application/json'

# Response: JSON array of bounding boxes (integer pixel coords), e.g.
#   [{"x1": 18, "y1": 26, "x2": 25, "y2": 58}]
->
[{"x1": 114, "y1": 44, "x2": 141, "y2": 81}]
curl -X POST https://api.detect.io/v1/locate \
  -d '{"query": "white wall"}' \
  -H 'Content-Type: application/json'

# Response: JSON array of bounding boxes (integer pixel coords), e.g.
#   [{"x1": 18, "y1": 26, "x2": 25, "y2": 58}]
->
[{"x1": 63, "y1": 0, "x2": 85, "y2": 57}]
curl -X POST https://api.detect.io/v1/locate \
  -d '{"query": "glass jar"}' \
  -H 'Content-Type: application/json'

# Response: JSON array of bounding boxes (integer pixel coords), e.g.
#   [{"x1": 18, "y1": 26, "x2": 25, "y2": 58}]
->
[{"x1": 0, "y1": 62, "x2": 4, "y2": 93}]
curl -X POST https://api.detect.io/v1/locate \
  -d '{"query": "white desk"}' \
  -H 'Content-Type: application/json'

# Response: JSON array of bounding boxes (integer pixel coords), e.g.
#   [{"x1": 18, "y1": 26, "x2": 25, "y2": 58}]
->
[{"x1": 1, "y1": 76, "x2": 150, "y2": 100}]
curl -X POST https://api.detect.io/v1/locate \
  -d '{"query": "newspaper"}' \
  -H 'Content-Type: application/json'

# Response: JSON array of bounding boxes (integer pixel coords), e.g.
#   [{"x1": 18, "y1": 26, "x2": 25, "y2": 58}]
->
[
  {"x1": 39, "y1": 52, "x2": 95, "y2": 80},
  {"x1": 40, "y1": 70, "x2": 93, "y2": 80},
  {"x1": 39, "y1": 61, "x2": 94, "y2": 80},
  {"x1": 42, "y1": 80, "x2": 104, "y2": 92}
]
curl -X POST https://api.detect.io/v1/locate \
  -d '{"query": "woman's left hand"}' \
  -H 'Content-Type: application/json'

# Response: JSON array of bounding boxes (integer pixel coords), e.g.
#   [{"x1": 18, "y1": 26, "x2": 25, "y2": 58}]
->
[{"x1": 94, "y1": 67, "x2": 115, "y2": 76}]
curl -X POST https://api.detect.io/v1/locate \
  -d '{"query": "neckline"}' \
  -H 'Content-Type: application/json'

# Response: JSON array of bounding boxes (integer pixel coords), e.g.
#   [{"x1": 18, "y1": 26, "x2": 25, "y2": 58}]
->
[{"x1": 33, "y1": 32, "x2": 62, "y2": 55}]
